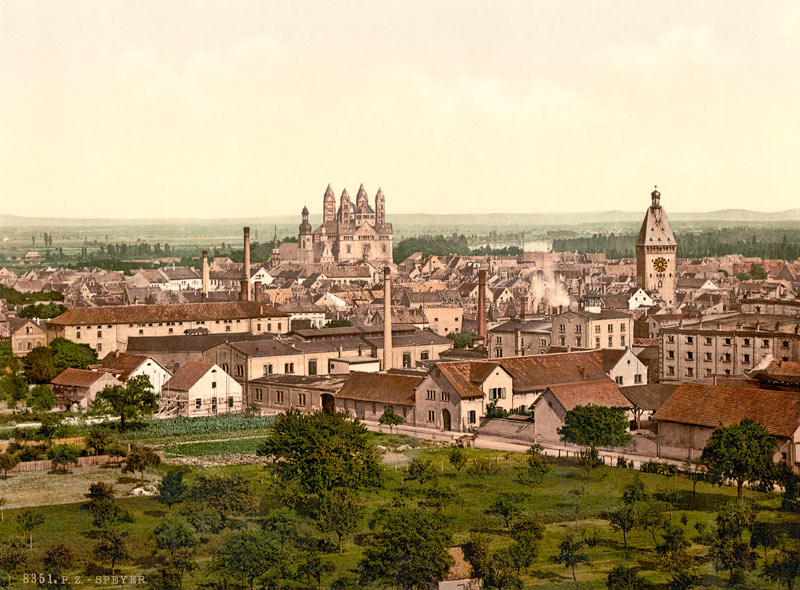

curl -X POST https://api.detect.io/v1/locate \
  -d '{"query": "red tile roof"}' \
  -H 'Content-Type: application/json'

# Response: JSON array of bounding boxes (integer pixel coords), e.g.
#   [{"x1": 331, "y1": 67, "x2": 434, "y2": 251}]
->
[
  {"x1": 162, "y1": 362, "x2": 216, "y2": 392},
  {"x1": 336, "y1": 372, "x2": 421, "y2": 406},
  {"x1": 547, "y1": 380, "x2": 631, "y2": 412},
  {"x1": 48, "y1": 301, "x2": 287, "y2": 326},
  {"x1": 51, "y1": 368, "x2": 115, "y2": 388},
  {"x1": 96, "y1": 352, "x2": 151, "y2": 381},
  {"x1": 653, "y1": 383, "x2": 800, "y2": 438},
  {"x1": 496, "y1": 351, "x2": 608, "y2": 393}
]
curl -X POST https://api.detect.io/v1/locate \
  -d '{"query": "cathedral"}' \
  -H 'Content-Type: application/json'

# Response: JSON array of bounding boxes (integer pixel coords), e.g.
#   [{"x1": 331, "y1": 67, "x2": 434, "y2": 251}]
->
[
  {"x1": 294, "y1": 184, "x2": 393, "y2": 265},
  {"x1": 636, "y1": 187, "x2": 677, "y2": 309}
]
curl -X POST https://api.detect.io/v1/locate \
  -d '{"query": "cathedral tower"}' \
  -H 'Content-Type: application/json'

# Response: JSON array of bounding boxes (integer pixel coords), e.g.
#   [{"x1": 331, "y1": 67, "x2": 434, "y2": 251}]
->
[
  {"x1": 299, "y1": 205, "x2": 313, "y2": 263},
  {"x1": 636, "y1": 187, "x2": 677, "y2": 309},
  {"x1": 375, "y1": 187, "x2": 386, "y2": 225},
  {"x1": 323, "y1": 184, "x2": 336, "y2": 223}
]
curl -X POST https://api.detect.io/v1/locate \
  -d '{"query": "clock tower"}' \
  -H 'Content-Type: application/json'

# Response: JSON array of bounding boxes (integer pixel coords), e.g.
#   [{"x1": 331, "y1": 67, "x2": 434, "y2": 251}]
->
[{"x1": 636, "y1": 187, "x2": 677, "y2": 309}]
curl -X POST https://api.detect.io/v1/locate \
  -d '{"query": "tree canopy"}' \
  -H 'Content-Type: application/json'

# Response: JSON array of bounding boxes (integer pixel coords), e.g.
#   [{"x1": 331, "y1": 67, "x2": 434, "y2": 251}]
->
[
  {"x1": 96, "y1": 375, "x2": 159, "y2": 430},
  {"x1": 358, "y1": 508, "x2": 453, "y2": 590},
  {"x1": 257, "y1": 409, "x2": 382, "y2": 496},
  {"x1": 558, "y1": 404, "x2": 632, "y2": 450},
  {"x1": 701, "y1": 419, "x2": 777, "y2": 498}
]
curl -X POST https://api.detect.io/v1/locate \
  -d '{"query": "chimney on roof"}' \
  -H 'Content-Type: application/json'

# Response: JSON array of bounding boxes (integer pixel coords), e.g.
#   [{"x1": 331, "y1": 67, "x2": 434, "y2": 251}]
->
[
  {"x1": 478, "y1": 269, "x2": 487, "y2": 343},
  {"x1": 520, "y1": 296, "x2": 527, "y2": 321},
  {"x1": 383, "y1": 267, "x2": 393, "y2": 371},
  {"x1": 241, "y1": 227, "x2": 252, "y2": 301},
  {"x1": 202, "y1": 250, "x2": 210, "y2": 300}
]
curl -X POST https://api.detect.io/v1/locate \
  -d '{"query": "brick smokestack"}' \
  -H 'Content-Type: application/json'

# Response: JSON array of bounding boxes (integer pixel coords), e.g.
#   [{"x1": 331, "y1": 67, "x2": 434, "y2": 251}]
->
[
  {"x1": 201, "y1": 250, "x2": 210, "y2": 300},
  {"x1": 520, "y1": 296, "x2": 527, "y2": 321},
  {"x1": 383, "y1": 266, "x2": 392, "y2": 371},
  {"x1": 241, "y1": 227, "x2": 252, "y2": 301},
  {"x1": 478, "y1": 269, "x2": 487, "y2": 344}
]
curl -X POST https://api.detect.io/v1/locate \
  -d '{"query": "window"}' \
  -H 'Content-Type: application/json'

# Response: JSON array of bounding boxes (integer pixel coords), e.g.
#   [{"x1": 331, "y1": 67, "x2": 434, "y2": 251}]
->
[
  {"x1": 285, "y1": 363, "x2": 295, "y2": 374},
  {"x1": 595, "y1": 325, "x2": 601, "y2": 334},
  {"x1": 704, "y1": 352, "x2": 712, "y2": 362},
  {"x1": 489, "y1": 387, "x2": 506, "y2": 400},
  {"x1": 783, "y1": 340, "x2": 790, "y2": 348},
  {"x1": 495, "y1": 336, "x2": 501, "y2": 345},
  {"x1": 743, "y1": 338, "x2": 750, "y2": 346},
  {"x1": 402, "y1": 352, "x2": 412, "y2": 368},
  {"x1": 225, "y1": 325, "x2": 231, "y2": 332},
  {"x1": 427, "y1": 410, "x2": 435, "y2": 422},
  {"x1": 541, "y1": 338, "x2": 547, "y2": 347},
  {"x1": 138, "y1": 329, "x2": 144, "y2": 335},
  {"x1": 468, "y1": 411, "x2": 476, "y2": 424},
  {"x1": 263, "y1": 364, "x2": 273, "y2": 376},
  {"x1": 97, "y1": 343, "x2": 102, "y2": 352},
  {"x1": 743, "y1": 354, "x2": 750, "y2": 363},
  {"x1": 441, "y1": 391, "x2": 450, "y2": 402},
  {"x1": 595, "y1": 337, "x2": 600, "y2": 348},
  {"x1": 705, "y1": 337, "x2": 712, "y2": 345},
  {"x1": 76, "y1": 331, "x2": 81, "y2": 339},
  {"x1": 615, "y1": 376, "x2": 623, "y2": 385},
  {"x1": 705, "y1": 368, "x2": 712, "y2": 376},
  {"x1": 559, "y1": 336, "x2": 565, "y2": 346},
  {"x1": 608, "y1": 336, "x2": 613, "y2": 347},
  {"x1": 686, "y1": 336, "x2": 693, "y2": 344},
  {"x1": 276, "y1": 390, "x2": 284, "y2": 404},
  {"x1": 763, "y1": 339, "x2": 770, "y2": 348},
  {"x1": 559, "y1": 324, "x2": 565, "y2": 333},
  {"x1": 97, "y1": 330, "x2": 102, "y2": 338},
  {"x1": 420, "y1": 351, "x2": 429, "y2": 361},
  {"x1": 254, "y1": 388, "x2": 263, "y2": 402},
  {"x1": 686, "y1": 351, "x2": 693, "y2": 360},
  {"x1": 620, "y1": 323, "x2": 626, "y2": 333},
  {"x1": 427, "y1": 390, "x2": 436, "y2": 400},
  {"x1": 724, "y1": 353, "x2": 731, "y2": 363},
  {"x1": 576, "y1": 337, "x2": 582, "y2": 347},
  {"x1": 298, "y1": 393, "x2": 307, "y2": 406},
  {"x1": 308, "y1": 359, "x2": 317, "y2": 376},
  {"x1": 195, "y1": 399, "x2": 201, "y2": 410},
  {"x1": 667, "y1": 366, "x2": 675, "y2": 376},
  {"x1": 608, "y1": 324, "x2": 614, "y2": 333},
  {"x1": 725, "y1": 369, "x2": 731, "y2": 376},
  {"x1": 494, "y1": 347, "x2": 503, "y2": 357},
  {"x1": 211, "y1": 381, "x2": 217, "y2": 389},
  {"x1": 228, "y1": 396, "x2": 234, "y2": 408},
  {"x1": 724, "y1": 338, "x2": 732, "y2": 346},
  {"x1": 667, "y1": 335, "x2": 675, "y2": 344},
  {"x1": 686, "y1": 367, "x2": 694, "y2": 377},
  {"x1": 620, "y1": 335, "x2": 625, "y2": 347},
  {"x1": 575, "y1": 325, "x2": 582, "y2": 333},
  {"x1": 634, "y1": 374, "x2": 642, "y2": 384},
  {"x1": 236, "y1": 365, "x2": 244, "y2": 377}
]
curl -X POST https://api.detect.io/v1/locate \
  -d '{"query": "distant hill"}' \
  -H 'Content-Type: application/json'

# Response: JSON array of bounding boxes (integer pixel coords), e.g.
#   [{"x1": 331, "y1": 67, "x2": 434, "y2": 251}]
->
[{"x1": 3, "y1": 209, "x2": 800, "y2": 227}]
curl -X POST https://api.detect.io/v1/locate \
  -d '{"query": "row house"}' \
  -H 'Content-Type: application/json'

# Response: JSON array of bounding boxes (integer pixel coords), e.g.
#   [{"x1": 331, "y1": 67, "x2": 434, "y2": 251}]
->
[
  {"x1": 46, "y1": 301, "x2": 290, "y2": 357},
  {"x1": 553, "y1": 309, "x2": 634, "y2": 349},
  {"x1": 660, "y1": 313, "x2": 800, "y2": 382}
]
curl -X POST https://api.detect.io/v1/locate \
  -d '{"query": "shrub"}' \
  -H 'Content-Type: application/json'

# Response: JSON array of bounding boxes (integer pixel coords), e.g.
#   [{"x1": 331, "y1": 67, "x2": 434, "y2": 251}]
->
[{"x1": 467, "y1": 457, "x2": 500, "y2": 476}]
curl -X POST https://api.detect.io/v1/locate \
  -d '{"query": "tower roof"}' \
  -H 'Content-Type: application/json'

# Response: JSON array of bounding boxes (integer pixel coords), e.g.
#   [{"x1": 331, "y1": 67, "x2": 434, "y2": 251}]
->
[
  {"x1": 324, "y1": 184, "x2": 335, "y2": 199},
  {"x1": 636, "y1": 187, "x2": 677, "y2": 247}
]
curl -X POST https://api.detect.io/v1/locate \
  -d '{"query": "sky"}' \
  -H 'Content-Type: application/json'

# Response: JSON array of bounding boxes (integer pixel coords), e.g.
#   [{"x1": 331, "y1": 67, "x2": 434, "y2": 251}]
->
[{"x1": 2, "y1": 1, "x2": 800, "y2": 218}]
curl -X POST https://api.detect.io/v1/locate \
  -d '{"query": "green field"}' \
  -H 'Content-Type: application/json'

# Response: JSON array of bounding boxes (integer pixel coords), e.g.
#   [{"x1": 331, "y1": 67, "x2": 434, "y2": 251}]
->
[{"x1": 1, "y1": 444, "x2": 797, "y2": 589}]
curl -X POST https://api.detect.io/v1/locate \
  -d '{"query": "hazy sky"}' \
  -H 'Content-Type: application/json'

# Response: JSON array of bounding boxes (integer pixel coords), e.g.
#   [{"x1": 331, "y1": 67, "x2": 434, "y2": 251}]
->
[{"x1": 2, "y1": 1, "x2": 800, "y2": 218}]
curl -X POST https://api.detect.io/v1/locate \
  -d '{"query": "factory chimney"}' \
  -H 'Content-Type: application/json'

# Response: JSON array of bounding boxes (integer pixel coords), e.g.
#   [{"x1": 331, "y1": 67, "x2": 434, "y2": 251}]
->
[
  {"x1": 478, "y1": 269, "x2": 487, "y2": 345},
  {"x1": 519, "y1": 296, "x2": 528, "y2": 321},
  {"x1": 384, "y1": 267, "x2": 392, "y2": 371},
  {"x1": 241, "y1": 227, "x2": 252, "y2": 301},
  {"x1": 201, "y1": 250, "x2": 210, "y2": 300}
]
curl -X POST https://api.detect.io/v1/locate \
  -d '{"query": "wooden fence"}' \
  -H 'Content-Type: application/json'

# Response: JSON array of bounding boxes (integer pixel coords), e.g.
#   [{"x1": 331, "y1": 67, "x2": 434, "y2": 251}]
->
[{"x1": 9, "y1": 453, "x2": 126, "y2": 473}]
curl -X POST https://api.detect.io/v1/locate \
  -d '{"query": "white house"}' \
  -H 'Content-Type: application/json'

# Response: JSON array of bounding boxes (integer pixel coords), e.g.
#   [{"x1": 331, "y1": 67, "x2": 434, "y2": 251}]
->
[
  {"x1": 159, "y1": 362, "x2": 243, "y2": 417},
  {"x1": 600, "y1": 348, "x2": 647, "y2": 387},
  {"x1": 627, "y1": 288, "x2": 654, "y2": 310},
  {"x1": 94, "y1": 352, "x2": 172, "y2": 395}
]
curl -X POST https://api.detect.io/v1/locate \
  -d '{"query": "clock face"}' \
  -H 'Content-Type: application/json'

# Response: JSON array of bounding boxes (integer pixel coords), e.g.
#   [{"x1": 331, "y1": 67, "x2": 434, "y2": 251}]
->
[{"x1": 653, "y1": 257, "x2": 668, "y2": 273}]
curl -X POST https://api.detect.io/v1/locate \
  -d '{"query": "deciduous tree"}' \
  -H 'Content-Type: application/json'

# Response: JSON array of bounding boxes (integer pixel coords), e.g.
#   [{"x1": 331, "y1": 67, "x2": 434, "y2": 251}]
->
[
  {"x1": 406, "y1": 457, "x2": 437, "y2": 492},
  {"x1": 358, "y1": 509, "x2": 453, "y2": 590},
  {"x1": 701, "y1": 419, "x2": 777, "y2": 498},
  {"x1": 96, "y1": 375, "x2": 158, "y2": 430},
  {"x1": 378, "y1": 406, "x2": 405, "y2": 433},
  {"x1": 448, "y1": 446, "x2": 467, "y2": 472},
  {"x1": 316, "y1": 489, "x2": 362, "y2": 553},
  {"x1": 16, "y1": 509, "x2": 44, "y2": 549},
  {"x1": 487, "y1": 492, "x2": 529, "y2": 530},
  {"x1": 551, "y1": 534, "x2": 590, "y2": 590}
]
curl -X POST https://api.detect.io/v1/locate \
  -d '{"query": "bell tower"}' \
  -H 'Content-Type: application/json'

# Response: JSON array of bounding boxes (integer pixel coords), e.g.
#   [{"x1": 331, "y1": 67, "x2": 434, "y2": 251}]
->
[{"x1": 636, "y1": 186, "x2": 677, "y2": 309}]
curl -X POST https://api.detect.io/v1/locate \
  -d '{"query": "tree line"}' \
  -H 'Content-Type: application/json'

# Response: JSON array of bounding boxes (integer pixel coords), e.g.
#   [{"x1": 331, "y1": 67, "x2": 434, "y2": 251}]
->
[{"x1": 553, "y1": 228, "x2": 800, "y2": 261}]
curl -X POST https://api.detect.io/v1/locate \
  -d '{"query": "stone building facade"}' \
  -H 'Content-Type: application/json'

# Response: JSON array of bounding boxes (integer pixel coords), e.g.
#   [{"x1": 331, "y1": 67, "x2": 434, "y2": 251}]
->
[
  {"x1": 636, "y1": 188, "x2": 677, "y2": 309},
  {"x1": 292, "y1": 184, "x2": 393, "y2": 265}
]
